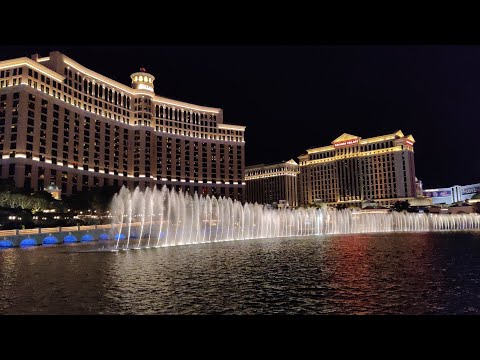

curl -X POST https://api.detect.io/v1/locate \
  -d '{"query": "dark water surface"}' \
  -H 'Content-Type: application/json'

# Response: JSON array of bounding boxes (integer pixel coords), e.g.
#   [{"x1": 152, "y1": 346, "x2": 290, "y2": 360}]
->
[{"x1": 1, "y1": 232, "x2": 480, "y2": 314}]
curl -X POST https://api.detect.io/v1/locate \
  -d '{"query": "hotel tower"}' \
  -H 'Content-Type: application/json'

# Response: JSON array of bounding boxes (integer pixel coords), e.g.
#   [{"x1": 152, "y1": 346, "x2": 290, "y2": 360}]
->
[
  {"x1": 0, "y1": 51, "x2": 246, "y2": 199},
  {"x1": 298, "y1": 131, "x2": 417, "y2": 206},
  {"x1": 245, "y1": 160, "x2": 299, "y2": 207}
]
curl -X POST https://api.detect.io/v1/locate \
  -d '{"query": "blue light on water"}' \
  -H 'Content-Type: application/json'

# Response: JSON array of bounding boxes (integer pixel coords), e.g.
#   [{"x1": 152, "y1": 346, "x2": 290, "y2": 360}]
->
[
  {"x1": 0, "y1": 240, "x2": 14, "y2": 248},
  {"x1": 81, "y1": 234, "x2": 95, "y2": 242},
  {"x1": 64, "y1": 234, "x2": 78, "y2": 243},
  {"x1": 116, "y1": 233, "x2": 126, "y2": 240},
  {"x1": 20, "y1": 238, "x2": 37, "y2": 247},
  {"x1": 42, "y1": 236, "x2": 59, "y2": 245},
  {"x1": 99, "y1": 233, "x2": 110, "y2": 240}
]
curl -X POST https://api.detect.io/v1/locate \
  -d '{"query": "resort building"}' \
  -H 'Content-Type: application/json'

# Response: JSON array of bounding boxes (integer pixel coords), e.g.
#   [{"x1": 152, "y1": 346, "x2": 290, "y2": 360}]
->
[
  {"x1": 423, "y1": 183, "x2": 480, "y2": 204},
  {"x1": 245, "y1": 160, "x2": 299, "y2": 207},
  {"x1": 298, "y1": 131, "x2": 417, "y2": 206},
  {"x1": 0, "y1": 51, "x2": 246, "y2": 200}
]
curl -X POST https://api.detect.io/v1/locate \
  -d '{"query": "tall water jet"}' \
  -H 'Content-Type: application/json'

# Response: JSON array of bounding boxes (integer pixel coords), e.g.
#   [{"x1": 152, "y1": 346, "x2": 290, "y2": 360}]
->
[
  {"x1": 125, "y1": 187, "x2": 135, "y2": 249},
  {"x1": 135, "y1": 188, "x2": 146, "y2": 249},
  {"x1": 145, "y1": 186, "x2": 155, "y2": 248}
]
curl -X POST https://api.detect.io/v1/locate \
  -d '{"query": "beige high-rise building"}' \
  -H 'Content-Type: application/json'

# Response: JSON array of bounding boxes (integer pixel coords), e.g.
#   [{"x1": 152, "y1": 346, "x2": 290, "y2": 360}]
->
[
  {"x1": 0, "y1": 51, "x2": 246, "y2": 200},
  {"x1": 245, "y1": 160, "x2": 299, "y2": 207},
  {"x1": 298, "y1": 131, "x2": 416, "y2": 206}
]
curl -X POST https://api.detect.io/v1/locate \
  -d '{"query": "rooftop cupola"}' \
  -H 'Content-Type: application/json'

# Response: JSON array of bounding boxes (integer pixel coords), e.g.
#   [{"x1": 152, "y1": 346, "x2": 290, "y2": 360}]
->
[{"x1": 130, "y1": 68, "x2": 155, "y2": 92}]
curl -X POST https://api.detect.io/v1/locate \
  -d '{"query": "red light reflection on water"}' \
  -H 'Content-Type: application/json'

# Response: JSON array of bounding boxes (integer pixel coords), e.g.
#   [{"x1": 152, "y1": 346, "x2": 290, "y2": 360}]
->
[{"x1": 322, "y1": 233, "x2": 446, "y2": 314}]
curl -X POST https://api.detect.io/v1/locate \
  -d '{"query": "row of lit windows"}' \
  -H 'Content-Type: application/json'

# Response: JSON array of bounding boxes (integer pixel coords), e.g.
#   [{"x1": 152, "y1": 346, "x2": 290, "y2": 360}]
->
[
  {"x1": 309, "y1": 141, "x2": 398, "y2": 160},
  {"x1": 5, "y1": 102, "x2": 243, "y2": 182},
  {"x1": 246, "y1": 166, "x2": 298, "y2": 177},
  {"x1": 64, "y1": 67, "x2": 244, "y2": 140},
  {"x1": 246, "y1": 176, "x2": 293, "y2": 204},
  {"x1": 65, "y1": 68, "x2": 132, "y2": 110},
  {"x1": 0, "y1": 65, "x2": 243, "y2": 141},
  {"x1": 11, "y1": 75, "x2": 243, "y2": 142},
  {"x1": 0, "y1": 96, "x2": 241, "y2": 182},
  {"x1": 2, "y1": 65, "x2": 240, "y2": 140},
  {"x1": 0, "y1": 67, "x2": 24, "y2": 91},
  {"x1": 4, "y1": 163, "x2": 243, "y2": 198},
  {"x1": 155, "y1": 105, "x2": 217, "y2": 125},
  {"x1": 29, "y1": 79, "x2": 243, "y2": 141}
]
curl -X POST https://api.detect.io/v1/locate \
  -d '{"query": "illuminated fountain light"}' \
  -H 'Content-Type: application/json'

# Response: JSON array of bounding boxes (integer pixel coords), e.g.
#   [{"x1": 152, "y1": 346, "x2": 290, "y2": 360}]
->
[{"x1": 108, "y1": 186, "x2": 480, "y2": 251}]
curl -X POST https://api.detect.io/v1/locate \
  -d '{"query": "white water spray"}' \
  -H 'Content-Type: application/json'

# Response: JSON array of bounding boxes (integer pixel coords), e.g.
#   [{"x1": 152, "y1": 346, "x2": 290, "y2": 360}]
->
[{"x1": 109, "y1": 186, "x2": 480, "y2": 250}]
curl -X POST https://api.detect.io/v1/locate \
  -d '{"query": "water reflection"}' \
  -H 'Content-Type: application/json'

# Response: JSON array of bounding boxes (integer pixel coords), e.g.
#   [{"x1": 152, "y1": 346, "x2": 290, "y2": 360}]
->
[{"x1": 1, "y1": 232, "x2": 480, "y2": 314}]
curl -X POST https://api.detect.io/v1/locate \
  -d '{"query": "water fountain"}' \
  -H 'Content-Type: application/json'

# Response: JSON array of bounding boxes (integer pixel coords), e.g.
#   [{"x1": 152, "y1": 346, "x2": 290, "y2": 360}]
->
[{"x1": 108, "y1": 185, "x2": 480, "y2": 251}]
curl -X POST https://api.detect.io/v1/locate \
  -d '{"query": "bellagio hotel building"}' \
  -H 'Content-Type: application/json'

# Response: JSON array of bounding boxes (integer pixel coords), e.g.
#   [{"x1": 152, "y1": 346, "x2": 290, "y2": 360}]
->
[
  {"x1": 298, "y1": 131, "x2": 417, "y2": 206},
  {"x1": 0, "y1": 51, "x2": 246, "y2": 200}
]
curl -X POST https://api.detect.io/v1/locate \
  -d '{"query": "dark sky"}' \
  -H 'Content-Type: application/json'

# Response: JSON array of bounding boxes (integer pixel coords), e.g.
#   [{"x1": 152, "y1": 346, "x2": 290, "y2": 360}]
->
[{"x1": 2, "y1": 45, "x2": 479, "y2": 189}]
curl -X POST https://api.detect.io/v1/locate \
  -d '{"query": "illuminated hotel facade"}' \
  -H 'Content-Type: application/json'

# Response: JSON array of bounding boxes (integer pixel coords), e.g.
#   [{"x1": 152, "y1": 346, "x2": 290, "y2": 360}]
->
[
  {"x1": 0, "y1": 51, "x2": 245, "y2": 199},
  {"x1": 298, "y1": 131, "x2": 417, "y2": 206},
  {"x1": 245, "y1": 160, "x2": 299, "y2": 207}
]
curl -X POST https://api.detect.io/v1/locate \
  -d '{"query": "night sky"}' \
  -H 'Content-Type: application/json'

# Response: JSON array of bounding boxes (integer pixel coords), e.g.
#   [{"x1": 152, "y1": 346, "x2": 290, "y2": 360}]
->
[{"x1": 2, "y1": 45, "x2": 479, "y2": 189}]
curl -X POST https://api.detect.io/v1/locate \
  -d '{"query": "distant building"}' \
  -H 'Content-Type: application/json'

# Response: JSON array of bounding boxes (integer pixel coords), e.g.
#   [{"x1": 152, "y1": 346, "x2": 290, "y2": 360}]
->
[
  {"x1": 245, "y1": 160, "x2": 299, "y2": 207},
  {"x1": 298, "y1": 130, "x2": 417, "y2": 207},
  {"x1": 423, "y1": 183, "x2": 480, "y2": 205}
]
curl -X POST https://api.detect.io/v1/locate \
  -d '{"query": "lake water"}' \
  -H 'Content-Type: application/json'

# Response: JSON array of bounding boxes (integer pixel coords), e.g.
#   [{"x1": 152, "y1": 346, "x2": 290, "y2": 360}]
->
[{"x1": 1, "y1": 232, "x2": 480, "y2": 314}]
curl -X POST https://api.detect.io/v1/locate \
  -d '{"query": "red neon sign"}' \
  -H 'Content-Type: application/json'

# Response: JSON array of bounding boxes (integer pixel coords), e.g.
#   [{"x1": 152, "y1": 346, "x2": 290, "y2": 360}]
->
[
  {"x1": 405, "y1": 140, "x2": 413, "y2": 145},
  {"x1": 333, "y1": 139, "x2": 359, "y2": 147}
]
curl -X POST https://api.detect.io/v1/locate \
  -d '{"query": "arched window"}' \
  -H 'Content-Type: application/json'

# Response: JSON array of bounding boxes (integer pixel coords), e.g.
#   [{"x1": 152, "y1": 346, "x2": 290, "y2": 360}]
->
[
  {"x1": 94, "y1": 83, "x2": 98, "y2": 97},
  {"x1": 175, "y1": 109, "x2": 178, "y2": 120},
  {"x1": 109, "y1": 89, "x2": 113, "y2": 102},
  {"x1": 99, "y1": 85, "x2": 103, "y2": 98},
  {"x1": 155, "y1": 105, "x2": 159, "y2": 117},
  {"x1": 170, "y1": 108, "x2": 173, "y2": 119},
  {"x1": 139, "y1": 76, "x2": 143, "y2": 82},
  {"x1": 160, "y1": 106, "x2": 164, "y2": 117}
]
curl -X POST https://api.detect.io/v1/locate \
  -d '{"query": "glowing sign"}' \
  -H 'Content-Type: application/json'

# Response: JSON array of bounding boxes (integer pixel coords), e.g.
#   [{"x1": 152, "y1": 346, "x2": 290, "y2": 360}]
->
[
  {"x1": 405, "y1": 140, "x2": 414, "y2": 145},
  {"x1": 333, "y1": 139, "x2": 359, "y2": 147},
  {"x1": 462, "y1": 186, "x2": 480, "y2": 195},
  {"x1": 424, "y1": 190, "x2": 451, "y2": 198}
]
